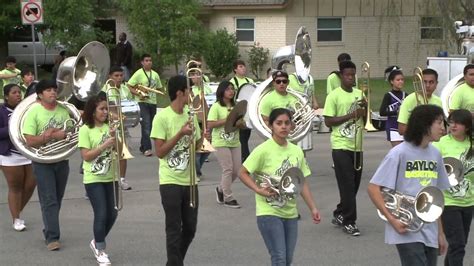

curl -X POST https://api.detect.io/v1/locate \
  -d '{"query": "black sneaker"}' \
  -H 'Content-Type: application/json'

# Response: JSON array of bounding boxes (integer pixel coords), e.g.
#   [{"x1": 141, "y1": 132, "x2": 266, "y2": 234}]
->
[
  {"x1": 343, "y1": 224, "x2": 361, "y2": 236},
  {"x1": 215, "y1": 187, "x2": 224, "y2": 204},
  {"x1": 224, "y1": 200, "x2": 241, "y2": 209},
  {"x1": 331, "y1": 214, "x2": 343, "y2": 227}
]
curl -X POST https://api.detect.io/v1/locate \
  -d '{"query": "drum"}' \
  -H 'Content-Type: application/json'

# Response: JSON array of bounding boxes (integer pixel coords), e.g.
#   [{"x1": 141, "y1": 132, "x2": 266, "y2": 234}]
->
[
  {"x1": 297, "y1": 132, "x2": 313, "y2": 151},
  {"x1": 121, "y1": 100, "x2": 140, "y2": 128}
]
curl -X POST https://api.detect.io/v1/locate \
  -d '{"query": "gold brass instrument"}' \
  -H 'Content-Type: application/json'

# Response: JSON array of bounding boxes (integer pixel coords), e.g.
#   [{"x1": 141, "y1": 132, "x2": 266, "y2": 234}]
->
[
  {"x1": 186, "y1": 89, "x2": 201, "y2": 208},
  {"x1": 413, "y1": 67, "x2": 428, "y2": 105},
  {"x1": 360, "y1": 62, "x2": 377, "y2": 132},
  {"x1": 377, "y1": 186, "x2": 445, "y2": 232},
  {"x1": 254, "y1": 167, "x2": 303, "y2": 208},
  {"x1": 131, "y1": 84, "x2": 166, "y2": 100},
  {"x1": 105, "y1": 79, "x2": 134, "y2": 211}
]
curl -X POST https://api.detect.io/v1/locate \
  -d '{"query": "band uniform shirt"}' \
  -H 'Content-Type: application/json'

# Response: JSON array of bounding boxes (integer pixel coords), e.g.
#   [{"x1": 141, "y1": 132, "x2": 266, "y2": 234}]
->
[
  {"x1": 433, "y1": 134, "x2": 474, "y2": 207},
  {"x1": 207, "y1": 103, "x2": 240, "y2": 148},
  {"x1": 260, "y1": 90, "x2": 299, "y2": 117},
  {"x1": 369, "y1": 141, "x2": 450, "y2": 248},
  {"x1": 326, "y1": 72, "x2": 358, "y2": 95},
  {"x1": 449, "y1": 83, "x2": 474, "y2": 113},
  {"x1": 150, "y1": 106, "x2": 200, "y2": 186},
  {"x1": 78, "y1": 124, "x2": 115, "y2": 184},
  {"x1": 22, "y1": 103, "x2": 70, "y2": 138},
  {"x1": 323, "y1": 87, "x2": 364, "y2": 151},
  {"x1": 127, "y1": 69, "x2": 164, "y2": 106},
  {"x1": 288, "y1": 73, "x2": 314, "y2": 95},
  {"x1": 397, "y1": 93, "x2": 442, "y2": 125},
  {"x1": 192, "y1": 83, "x2": 213, "y2": 97},
  {"x1": 243, "y1": 138, "x2": 310, "y2": 219},
  {"x1": 101, "y1": 83, "x2": 133, "y2": 101},
  {"x1": 0, "y1": 68, "x2": 21, "y2": 89}
]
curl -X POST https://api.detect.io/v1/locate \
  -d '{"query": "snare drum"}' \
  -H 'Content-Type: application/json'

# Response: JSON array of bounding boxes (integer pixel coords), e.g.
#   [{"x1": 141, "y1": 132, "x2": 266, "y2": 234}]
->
[{"x1": 121, "y1": 100, "x2": 141, "y2": 128}]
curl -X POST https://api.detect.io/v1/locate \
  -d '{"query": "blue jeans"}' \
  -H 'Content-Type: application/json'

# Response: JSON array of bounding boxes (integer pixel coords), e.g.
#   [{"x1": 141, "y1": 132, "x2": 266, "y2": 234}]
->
[
  {"x1": 195, "y1": 152, "x2": 209, "y2": 176},
  {"x1": 396, "y1": 242, "x2": 438, "y2": 266},
  {"x1": 33, "y1": 160, "x2": 69, "y2": 244},
  {"x1": 138, "y1": 102, "x2": 156, "y2": 152},
  {"x1": 257, "y1": 215, "x2": 298, "y2": 266},
  {"x1": 85, "y1": 182, "x2": 118, "y2": 251}
]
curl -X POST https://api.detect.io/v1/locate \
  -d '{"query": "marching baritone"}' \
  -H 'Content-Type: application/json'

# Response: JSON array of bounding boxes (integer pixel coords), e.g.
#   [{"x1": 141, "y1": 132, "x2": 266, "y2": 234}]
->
[
  {"x1": 449, "y1": 64, "x2": 474, "y2": 115},
  {"x1": 288, "y1": 72, "x2": 319, "y2": 110},
  {"x1": 78, "y1": 93, "x2": 118, "y2": 265},
  {"x1": 22, "y1": 80, "x2": 71, "y2": 251},
  {"x1": 368, "y1": 105, "x2": 451, "y2": 266},
  {"x1": 151, "y1": 75, "x2": 201, "y2": 266},
  {"x1": 397, "y1": 69, "x2": 442, "y2": 136},
  {"x1": 0, "y1": 84, "x2": 36, "y2": 232},
  {"x1": 240, "y1": 108, "x2": 321, "y2": 266},
  {"x1": 323, "y1": 60, "x2": 366, "y2": 236}
]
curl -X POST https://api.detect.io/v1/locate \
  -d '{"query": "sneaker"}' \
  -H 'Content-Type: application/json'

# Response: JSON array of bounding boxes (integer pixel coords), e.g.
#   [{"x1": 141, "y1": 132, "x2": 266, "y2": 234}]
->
[
  {"x1": 331, "y1": 214, "x2": 343, "y2": 227},
  {"x1": 84, "y1": 193, "x2": 89, "y2": 200},
  {"x1": 224, "y1": 200, "x2": 241, "y2": 209},
  {"x1": 144, "y1": 150, "x2": 153, "y2": 157},
  {"x1": 96, "y1": 251, "x2": 111, "y2": 265},
  {"x1": 343, "y1": 224, "x2": 361, "y2": 236},
  {"x1": 13, "y1": 218, "x2": 26, "y2": 231},
  {"x1": 90, "y1": 240, "x2": 99, "y2": 258},
  {"x1": 120, "y1": 179, "x2": 132, "y2": 190},
  {"x1": 215, "y1": 187, "x2": 224, "y2": 204},
  {"x1": 47, "y1": 241, "x2": 61, "y2": 251}
]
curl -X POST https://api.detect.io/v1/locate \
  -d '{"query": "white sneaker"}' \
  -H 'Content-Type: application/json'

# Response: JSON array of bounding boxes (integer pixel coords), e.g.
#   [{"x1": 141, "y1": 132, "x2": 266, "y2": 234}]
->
[
  {"x1": 96, "y1": 251, "x2": 111, "y2": 265},
  {"x1": 89, "y1": 240, "x2": 99, "y2": 258},
  {"x1": 13, "y1": 218, "x2": 26, "y2": 231},
  {"x1": 120, "y1": 179, "x2": 132, "y2": 190}
]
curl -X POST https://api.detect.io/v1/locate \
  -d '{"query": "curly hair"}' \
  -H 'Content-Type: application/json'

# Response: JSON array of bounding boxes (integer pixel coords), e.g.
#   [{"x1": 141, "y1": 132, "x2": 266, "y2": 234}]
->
[{"x1": 404, "y1": 105, "x2": 444, "y2": 146}]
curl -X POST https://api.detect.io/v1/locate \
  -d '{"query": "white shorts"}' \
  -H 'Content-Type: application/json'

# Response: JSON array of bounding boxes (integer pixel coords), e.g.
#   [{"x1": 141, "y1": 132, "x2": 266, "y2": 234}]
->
[
  {"x1": 389, "y1": 130, "x2": 404, "y2": 142},
  {"x1": 0, "y1": 153, "x2": 31, "y2": 166}
]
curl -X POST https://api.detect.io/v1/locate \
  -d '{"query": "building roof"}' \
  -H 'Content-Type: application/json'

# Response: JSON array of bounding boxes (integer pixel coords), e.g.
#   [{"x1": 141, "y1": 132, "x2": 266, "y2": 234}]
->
[{"x1": 200, "y1": 0, "x2": 288, "y2": 9}]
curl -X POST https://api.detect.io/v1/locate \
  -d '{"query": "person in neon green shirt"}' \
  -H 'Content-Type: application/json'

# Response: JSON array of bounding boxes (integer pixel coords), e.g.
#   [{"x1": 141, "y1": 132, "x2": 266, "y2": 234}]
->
[
  {"x1": 240, "y1": 108, "x2": 321, "y2": 265},
  {"x1": 208, "y1": 80, "x2": 243, "y2": 208},
  {"x1": 288, "y1": 73, "x2": 319, "y2": 109},
  {"x1": 22, "y1": 80, "x2": 71, "y2": 251},
  {"x1": 449, "y1": 64, "x2": 474, "y2": 115},
  {"x1": 150, "y1": 75, "x2": 202, "y2": 266},
  {"x1": 326, "y1": 53, "x2": 358, "y2": 95},
  {"x1": 19, "y1": 68, "x2": 34, "y2": 98},
  {"x1": 78, "y1": 93, "x2": 118, "y2": 265},
  {"x1": 323, "y1": 60, "x2": 366, "y2": 236},
  {"x1": 398, "y1": 68, "x2": 442, "y2": 135},
  {"x1": 433, "y1": 109, "x2": 474, "y2": 266},
  {"x1": 0, "y1": 56, "x2": 21, "y2": 90},
  {"x1": 127, "y1": 54, "x2": 165, "y2": 157}
]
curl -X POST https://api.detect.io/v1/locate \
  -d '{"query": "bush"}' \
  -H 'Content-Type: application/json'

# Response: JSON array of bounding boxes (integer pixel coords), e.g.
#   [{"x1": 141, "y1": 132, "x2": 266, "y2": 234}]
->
[
  {"x1": 202, "y1": 29, "x2": 239, "y2": 80},
  {"x1": 247, "y1": 43, "x2": 269, "y2": 80}
]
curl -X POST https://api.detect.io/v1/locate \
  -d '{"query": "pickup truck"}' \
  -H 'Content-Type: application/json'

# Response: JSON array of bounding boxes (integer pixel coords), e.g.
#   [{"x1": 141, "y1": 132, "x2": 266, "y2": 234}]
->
[{"x1": 7, "y1": 26, "x2": 64, "y2": 67}]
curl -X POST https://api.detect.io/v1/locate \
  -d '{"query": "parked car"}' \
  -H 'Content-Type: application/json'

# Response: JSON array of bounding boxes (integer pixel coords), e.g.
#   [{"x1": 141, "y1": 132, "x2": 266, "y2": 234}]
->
[{"x1": 7, "y1": 26, "x2": 65, "y2": 67}]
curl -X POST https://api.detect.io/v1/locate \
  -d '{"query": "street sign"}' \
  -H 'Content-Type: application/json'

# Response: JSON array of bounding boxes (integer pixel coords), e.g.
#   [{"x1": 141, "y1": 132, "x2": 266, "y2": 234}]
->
[{"x1": 21, "y1": 0, "x2": 44, "y2": 25}]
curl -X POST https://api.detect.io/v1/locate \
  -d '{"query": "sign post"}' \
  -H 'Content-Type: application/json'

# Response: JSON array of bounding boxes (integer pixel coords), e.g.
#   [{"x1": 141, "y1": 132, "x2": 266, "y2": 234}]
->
[{"x1": 21, "y1": 0, "x2": 44, "y2": 79}]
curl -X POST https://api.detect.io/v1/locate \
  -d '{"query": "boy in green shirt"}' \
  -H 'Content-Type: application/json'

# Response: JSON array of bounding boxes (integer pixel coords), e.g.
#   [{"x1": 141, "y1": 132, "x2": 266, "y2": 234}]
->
[
  {"x1": 0, "y1": 56, "x2": 21, "y2": 90},
  {"x1": 326, "y1": 53, "x2": 355, "y2": 95},
  {"x1": 449, "y1": 64, "x2": 474, "y2": 115},
  {"x1": 323, "y1": 60, "x2": 366, "y2": 236}
]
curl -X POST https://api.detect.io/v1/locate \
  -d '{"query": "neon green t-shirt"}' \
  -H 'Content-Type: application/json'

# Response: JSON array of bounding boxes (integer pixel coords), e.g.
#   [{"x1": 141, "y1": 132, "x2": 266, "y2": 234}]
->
[
  {"x1": 0, "y1": 68, "x2": 21, "y2": 89},
  {"x1": 78, "y1": 124, "x2": 115, "y2": 184},
  {"x1": 397, "y1": 93, "x2": 442, "y2": 125},
  {"x1": 433, "y1": 134, "x2": 474, "y2": 207},
  {"x1": 150, "y1": 106, "x2": 200, "y2": 186},
  {"x1": 260, "y1": 90, "x2": 298, "y2": 117},
  {"x1": 22, "y1": 103, "x2": 70, "y2": 136},
  {"x1": 450, "y1": 83, "x2": 474, "y2": 112},
  {"x1": 101, "y1": 83, "x2": 133, "y2": 100},
  {"x1": 207, "y1": 103, "x2": 240, "y2": 148},
  {"x1": 323, "y1": 87, "x2": 364, "y2": 151},
  {"x1": 229, "y1": 76, "x2": 254, "y2": 90},
  {"x1": 128, "y1": 69, "x2": 167, "y2": 106},
  {"x1": 243, "y1": 138, "x2": 310, "y2": 218},
  {"x1": 326, "y1": 72, "x2": 358, "y2": 95},
  {"x1": 192, "y1": 83, "x2": 213, "y2": 96},
  {"x1": 289, "y1": 73, "x2": 314, "y2": 95}
]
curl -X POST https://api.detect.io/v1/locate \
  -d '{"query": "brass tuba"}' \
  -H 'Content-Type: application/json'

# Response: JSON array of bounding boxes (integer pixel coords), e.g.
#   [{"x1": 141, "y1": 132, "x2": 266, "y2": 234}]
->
[
  {"x1": 377, "y1": 186, "x2": 445, "y2": 232},
  {"x1": 255, "y1": 167, "x2": 303, "y2": 208}
]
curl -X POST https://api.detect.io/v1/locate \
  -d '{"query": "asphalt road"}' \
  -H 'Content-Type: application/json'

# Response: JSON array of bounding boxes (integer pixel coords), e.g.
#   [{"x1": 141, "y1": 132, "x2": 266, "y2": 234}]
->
[{"x1": 1, "y1": 128, "x2": 473, "y2": 266}]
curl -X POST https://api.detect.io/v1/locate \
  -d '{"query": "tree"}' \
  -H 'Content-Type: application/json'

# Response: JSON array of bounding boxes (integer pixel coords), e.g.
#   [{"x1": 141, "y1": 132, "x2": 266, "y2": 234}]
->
[
  {"x1": 0, "y1": 0, "x2": 21, "y2": 37},
  {"x1": 119, "y1": 0, "x2": 206, "y2": 74},
  {"x1": 202, "y1": 29, "x2": 239, "y2": 79},
  {"x1": 247, "y1": 43, "x2": 269, "y2": 80}
]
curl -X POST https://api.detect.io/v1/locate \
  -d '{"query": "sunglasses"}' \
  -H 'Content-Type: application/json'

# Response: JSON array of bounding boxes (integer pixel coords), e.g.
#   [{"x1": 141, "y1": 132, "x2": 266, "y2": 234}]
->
[{"x1": 275, "y1": 79, "x2": 288, "y2": 84}]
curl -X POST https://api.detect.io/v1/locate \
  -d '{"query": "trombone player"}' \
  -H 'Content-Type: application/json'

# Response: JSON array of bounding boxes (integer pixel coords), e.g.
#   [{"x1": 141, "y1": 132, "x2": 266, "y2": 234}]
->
[{"x1": 397, "y1": 69, "x2": 442, "y2": 136}]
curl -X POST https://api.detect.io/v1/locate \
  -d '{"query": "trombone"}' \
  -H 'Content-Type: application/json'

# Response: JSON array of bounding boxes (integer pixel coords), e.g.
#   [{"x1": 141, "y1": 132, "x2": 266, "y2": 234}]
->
[
  {"x1": 360, "y1": 62, "x2": 377, "y2": 132},
  {"x1": 105, "y1": 79, "x2": 134, "y2": 211},
  {"x1": 413, "y1": 67, "x2": 428, "y2": 105}
]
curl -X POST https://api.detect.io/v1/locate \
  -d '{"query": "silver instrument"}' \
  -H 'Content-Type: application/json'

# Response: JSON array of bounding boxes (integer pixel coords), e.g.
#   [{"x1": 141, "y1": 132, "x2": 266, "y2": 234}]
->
[
  {"x1": 255, "y1": 167, "x2": 303, "y2": 208},
  {"x1": 377, "y1": 186, "x2": 445, "y2": 232},
  {"x1": 444, "y1": 157, "x2": 464, "y2": 187}
]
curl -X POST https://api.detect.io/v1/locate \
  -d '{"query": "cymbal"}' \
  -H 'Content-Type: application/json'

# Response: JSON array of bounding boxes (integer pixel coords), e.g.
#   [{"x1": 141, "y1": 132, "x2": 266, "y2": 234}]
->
[{"x1": 224, "y1": 100, "x2": 247, "y2": 133}]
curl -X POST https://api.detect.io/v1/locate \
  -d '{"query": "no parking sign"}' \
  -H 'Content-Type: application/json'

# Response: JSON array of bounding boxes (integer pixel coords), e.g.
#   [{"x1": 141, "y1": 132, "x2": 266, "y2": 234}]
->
[{"x1": 21, "y1": 0, "x2": 44, "y2": 25}]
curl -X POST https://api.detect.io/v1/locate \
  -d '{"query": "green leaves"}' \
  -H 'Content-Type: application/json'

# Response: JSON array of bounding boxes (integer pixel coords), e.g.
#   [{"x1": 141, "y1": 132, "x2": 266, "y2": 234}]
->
[
  {"x1": 202, "y1": 29, "x2": 239, "y2": 79},
  {"x1": 248, "y1": 44, "x2": 269, "y2": 80}
]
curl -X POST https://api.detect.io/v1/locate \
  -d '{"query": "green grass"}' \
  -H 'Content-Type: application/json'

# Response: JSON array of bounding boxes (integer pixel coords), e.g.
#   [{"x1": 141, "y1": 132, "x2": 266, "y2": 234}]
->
[{"x1": 314, "y1": 77, "x2": 415, "y2": 111}]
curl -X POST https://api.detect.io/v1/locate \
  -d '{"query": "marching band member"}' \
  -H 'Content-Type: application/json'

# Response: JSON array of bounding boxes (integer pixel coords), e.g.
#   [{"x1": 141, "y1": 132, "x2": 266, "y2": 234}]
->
[
  {"x1": 151, "y1": 75, "x2": 201, "y2": 266},
  {"x1": 288, "y1": 72, "x2": 319, "y2": 110},
  {"x1": 240, "y1": 108, "x2": 321, "y2": 266},
  {"x1": 207, "y1": 80, "x2": 242, "y2": 208},
  {"x1": 326, "y1": 53, "x2": 356, "y2": 95},
  {"x1": 0, "y1": 56, "x2": 21, "y2": 90},
  {"x1": 128, "y1": 54, "x2": 164, "y2": 157},
  {"x1": 379, "y1": 66, "x2": 408, "y2": 147},
  {"x1": 368, "y1": 105, "x2": 450, "y2": 266},
  {"x1": 323, "y1": 60, "x2": 366, "y2": 236},
  {"x1": 433, "y1": 109, "x2": 473, "y2": 266},
  {"x1": 449, "y1": 64, "x2": 474, "y2": 115},
  {"x1": 102, "y1": 66, "x2": 133, "y2": 190},
  {"x1": 0, "y1": 84, "x2": 35, "y2": 231},
  {"x1": 19, "y1": 68, "x2": 34, "y2": 98},
  {"x1": 229, "y1": 59, "x2": 254, "y2": 163},
  {"x1": 22, "y1": 80, "x2": 71, "y2": 251},
  {"x1": 78, "y1": 93, "x2": 118, "y2": 265},
  {"x1": 397, "y1": 69, "x2": 442, "y2": 135}
]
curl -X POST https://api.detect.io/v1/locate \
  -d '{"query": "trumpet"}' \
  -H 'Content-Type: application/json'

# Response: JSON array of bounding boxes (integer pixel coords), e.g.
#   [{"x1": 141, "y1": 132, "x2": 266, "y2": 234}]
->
[
  {"x1": 130, "y1": 84, "x2": 166, "y2": 99},
  {"x1": 105, "y1": 79, "x2": 134, "y2": 211},
  {"x1": 413, "y1": 67, "x2": 428, "y2": 105}
]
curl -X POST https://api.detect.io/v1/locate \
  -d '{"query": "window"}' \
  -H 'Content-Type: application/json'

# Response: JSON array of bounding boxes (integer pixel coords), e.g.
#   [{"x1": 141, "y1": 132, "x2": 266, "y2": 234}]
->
[
  {"x1": 236, "y1": 18, "x2": 254, "y2": 42},
  {"x1": 317, "y1": 18, "x2": 342, "y2": 42},
  {"x1": 9, "y1": 26, "x2": 39, "y2": 42},
  {"x1": 420, "y1": 17, "x2": 443, "y2": 40}
]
